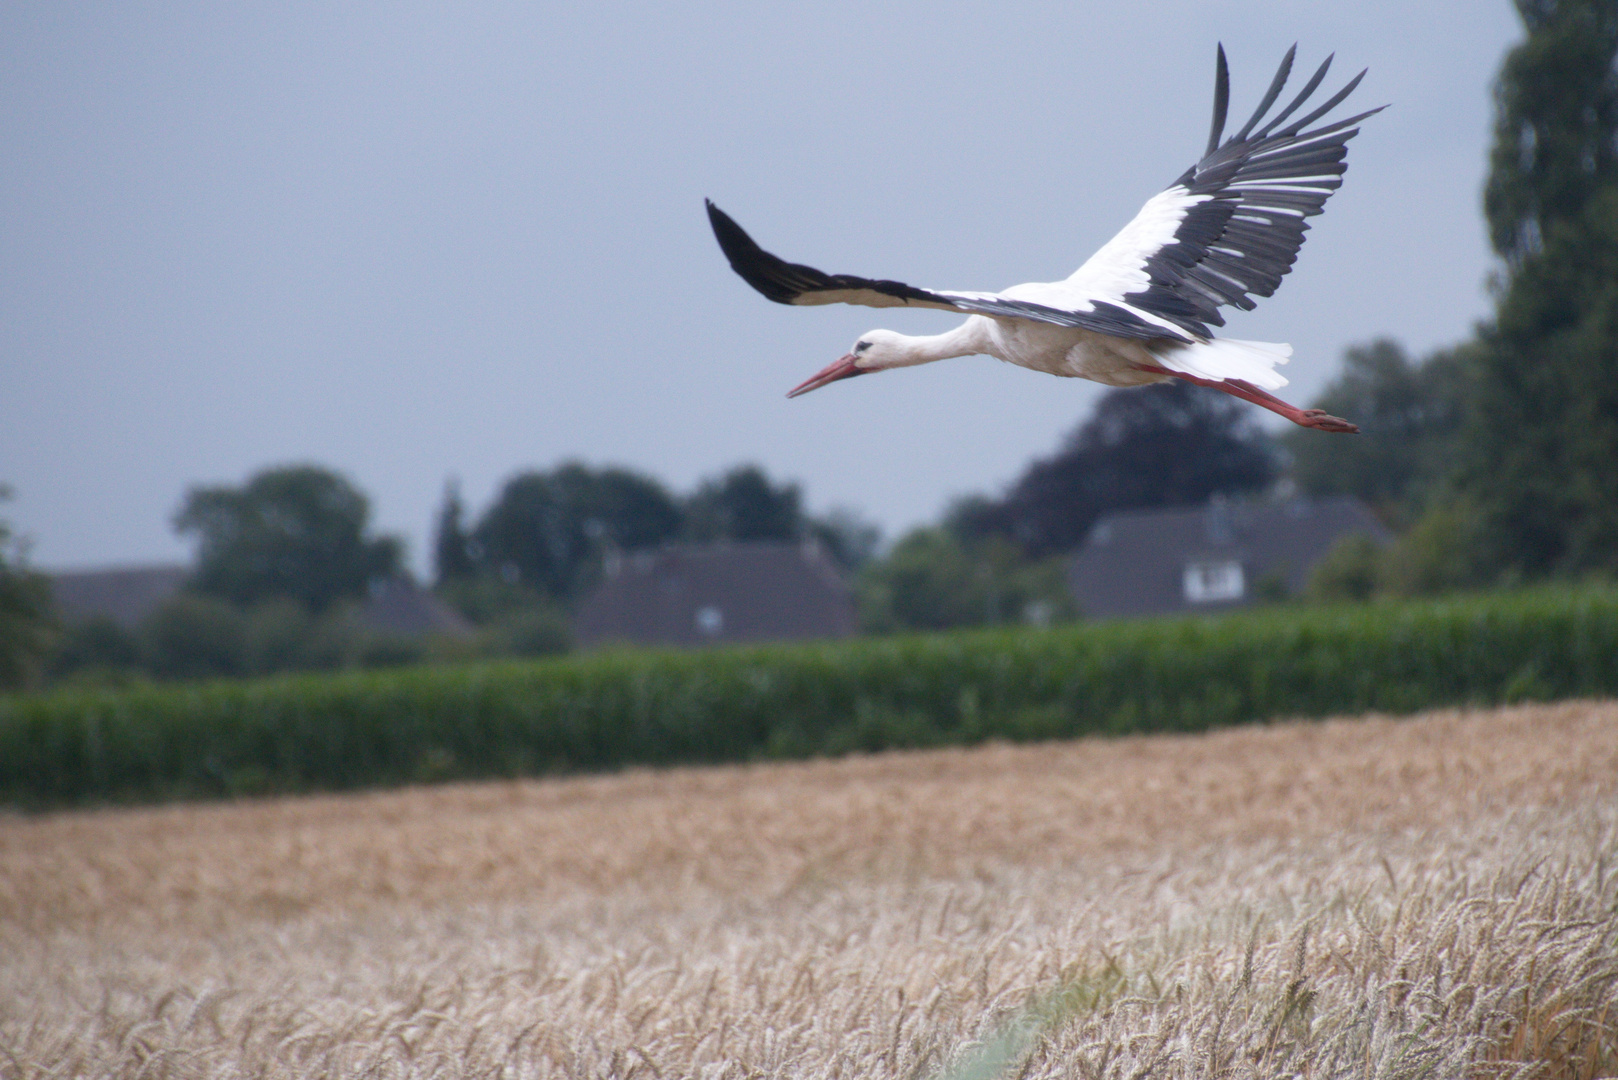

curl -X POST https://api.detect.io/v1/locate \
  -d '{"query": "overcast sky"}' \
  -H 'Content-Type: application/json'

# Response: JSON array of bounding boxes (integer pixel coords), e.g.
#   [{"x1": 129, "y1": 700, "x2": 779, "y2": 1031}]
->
[{"x1": 3, "y1": 1, "x2": 1524, "y2": 576}]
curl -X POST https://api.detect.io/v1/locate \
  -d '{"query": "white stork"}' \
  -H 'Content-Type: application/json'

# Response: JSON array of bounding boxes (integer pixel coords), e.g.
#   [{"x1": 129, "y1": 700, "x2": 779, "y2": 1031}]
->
[{"x1": 707, "y1": 45, "x2": 1383, "y2": 433}]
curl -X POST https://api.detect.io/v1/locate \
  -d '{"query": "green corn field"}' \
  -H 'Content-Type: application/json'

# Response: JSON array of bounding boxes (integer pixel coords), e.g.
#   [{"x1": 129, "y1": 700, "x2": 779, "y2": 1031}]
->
[{"x1": 4, "y1": 585, "x2": 1617, "y2": 808}]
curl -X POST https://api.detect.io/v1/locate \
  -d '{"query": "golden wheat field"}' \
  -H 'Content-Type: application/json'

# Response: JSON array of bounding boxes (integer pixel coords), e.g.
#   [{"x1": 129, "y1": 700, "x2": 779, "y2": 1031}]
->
[{"x1": 2, "y1": 701, "x2": 1617, "y2": 1080}]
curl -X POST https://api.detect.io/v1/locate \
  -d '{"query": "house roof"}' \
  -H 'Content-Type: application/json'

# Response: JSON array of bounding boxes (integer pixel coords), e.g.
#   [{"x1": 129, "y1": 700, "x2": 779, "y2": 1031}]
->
[
  {"x1": 361, "y1": 577, "x2": 474, "y2": 638},
  {"x1": 1067, "y1": 496, "x2": 1391, "y2": 619},
  {"x1": 573, "y1": 541, "x2": 856, "y2": 648},
  {"x1": 47, "y1": 564, "x2": 472, "y2": 638},
  {"x1": 48, "y1": 565, "x2": 191, "y2": 628}
]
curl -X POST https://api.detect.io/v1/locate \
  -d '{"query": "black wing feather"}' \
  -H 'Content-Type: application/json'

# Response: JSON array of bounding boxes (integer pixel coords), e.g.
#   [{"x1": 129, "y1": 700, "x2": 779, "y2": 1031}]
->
[
  {"x1": 1204, "y1": 45, "x2": 1230, "y2": 158},
  {"x1": 1230, "y1": 44, "x2": 1295, "y2": 145},
  {"x1": 705, "y1": 200, "x2": 1171, "y2": 338},
  {"x1": 1127, "y1": 46, "x2": 1385, "y2": 338},
  {"x1": 705, "y1": 200, "x2": 941, "y2": 307},
  {"x1": 1253, "y1": 54, "x2": 1333, "y2": 141},
  {"x1": 705, "y1": 47, "x2": 1380, "y2": 345},
  {"x1": 1276, "y1": 69, "x2": 1370, "y2": 138}
]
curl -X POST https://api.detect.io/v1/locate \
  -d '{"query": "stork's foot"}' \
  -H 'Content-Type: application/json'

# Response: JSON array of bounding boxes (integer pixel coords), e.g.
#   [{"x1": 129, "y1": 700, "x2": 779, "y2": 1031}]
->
[{"x1": 1296, "y1": 409, "x2": 1359, "y2": 434}]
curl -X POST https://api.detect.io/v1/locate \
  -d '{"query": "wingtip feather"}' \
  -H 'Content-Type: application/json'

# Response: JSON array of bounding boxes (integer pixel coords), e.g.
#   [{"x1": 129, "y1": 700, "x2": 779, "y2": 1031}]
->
[
  {"x1": 1230, "y1": 44, "x2": 1297, "y2": 145},
  {"x1": 1206, "y1": 44, "x2": 1231, "y2": 157},
  {"x1": 1254, "y1": 53, "x2": 1334, "y2": 141}
]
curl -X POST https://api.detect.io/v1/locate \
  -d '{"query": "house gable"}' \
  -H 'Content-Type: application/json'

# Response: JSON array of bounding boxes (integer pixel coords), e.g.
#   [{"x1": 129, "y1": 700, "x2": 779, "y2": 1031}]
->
[
  {"x1": 1068, "y1": 497, "x2": 1391, "y2": 619},
  {"x1": 574, "y1": 541, "x2": 855, "y2": 648}
]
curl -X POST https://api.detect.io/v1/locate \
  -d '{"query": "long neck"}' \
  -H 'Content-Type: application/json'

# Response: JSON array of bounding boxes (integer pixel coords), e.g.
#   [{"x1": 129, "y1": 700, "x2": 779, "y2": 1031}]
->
[{"x1": 885, "y1": 318, "x2": 992, "y2": 369}]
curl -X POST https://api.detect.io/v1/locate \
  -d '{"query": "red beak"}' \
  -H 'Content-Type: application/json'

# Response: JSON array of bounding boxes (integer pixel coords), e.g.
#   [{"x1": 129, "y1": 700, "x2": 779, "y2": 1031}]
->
[{"x1": 787, "y1": 353, "x2": 867, "y2": 398}]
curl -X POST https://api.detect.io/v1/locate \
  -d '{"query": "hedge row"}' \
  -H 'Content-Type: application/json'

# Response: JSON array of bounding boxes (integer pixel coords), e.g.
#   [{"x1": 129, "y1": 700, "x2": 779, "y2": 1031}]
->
[{"x1": 3, "y1": 586, "x2": 1617, "y2": 808}]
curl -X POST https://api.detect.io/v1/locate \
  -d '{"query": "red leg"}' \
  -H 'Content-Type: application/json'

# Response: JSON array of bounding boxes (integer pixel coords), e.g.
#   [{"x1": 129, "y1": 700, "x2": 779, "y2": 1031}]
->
[{"x1": 1133, "y1": 364, "x2": 1359, "y2": 433}]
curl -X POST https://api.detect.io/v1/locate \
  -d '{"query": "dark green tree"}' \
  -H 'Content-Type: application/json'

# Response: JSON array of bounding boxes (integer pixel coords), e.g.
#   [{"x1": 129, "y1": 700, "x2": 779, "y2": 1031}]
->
[
  {"x1": 469, "y1": 463, "x2": 683, "y2": 602},
  {"x1": 1458, "y1": 0, "x2": 1618, "y2": 576},
  {"x1": 432, "y1": 479, "x2": 475, "y2": 585},
  {"x1": 174, "y1": 465, "x2": 403, "y2": 612},
  {"x1": 809, "y1": 508, "x2": 883, "y2": 571},
  {"x1": 0, "y1": 487, "x2": 55, "y2": 690},
  {"x1": 684, "y1": 465, "x2": 805, "y2": 542},
  {"x1": 1485, "y1": 0, "x2": 1618, "y2": 263},
  {"x1": 1283, "y1": 339, "x2": 1472, "y2": 526},
  {"x1": 955, "y1": 381, "x2": 1278, "y2": 557}
]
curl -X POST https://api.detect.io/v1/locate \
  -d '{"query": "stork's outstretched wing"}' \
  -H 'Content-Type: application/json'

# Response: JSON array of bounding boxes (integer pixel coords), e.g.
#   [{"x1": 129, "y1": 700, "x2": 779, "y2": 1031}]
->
[
  {"x1": 707, "y1": 45, "x2": 1381, "y2": 343},
  {"x1": 1064, "y1": 45, "x2": 1384, "y2": 340},
  {"x1": 705, "y1": 200, "x2": 1154, "y2": 336}
]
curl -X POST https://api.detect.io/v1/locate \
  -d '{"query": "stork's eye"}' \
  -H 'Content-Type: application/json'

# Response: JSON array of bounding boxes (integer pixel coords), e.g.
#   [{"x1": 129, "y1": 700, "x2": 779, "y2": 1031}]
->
[{"x1": 854, "y1": 341, "x2": 872, "y2": 353}]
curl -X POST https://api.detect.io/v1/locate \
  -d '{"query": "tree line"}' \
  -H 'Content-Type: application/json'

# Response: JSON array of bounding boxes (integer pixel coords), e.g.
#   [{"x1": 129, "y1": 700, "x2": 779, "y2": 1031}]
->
[
  {"x1": 0, "y1": 374, "x2": 1286, "y2": 690},
  {"x1": 1, "y1": 462, "x2": 878, "y2": 689},
  {"x1": 430, "y1": 462, "x2": 876, "y2": 613}
]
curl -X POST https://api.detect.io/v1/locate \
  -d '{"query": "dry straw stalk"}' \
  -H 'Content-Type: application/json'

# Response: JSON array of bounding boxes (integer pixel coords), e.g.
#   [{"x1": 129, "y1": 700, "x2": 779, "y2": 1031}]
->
[{"x1": 2, "y1": 699, "x2": 1615, "y2": 1079}]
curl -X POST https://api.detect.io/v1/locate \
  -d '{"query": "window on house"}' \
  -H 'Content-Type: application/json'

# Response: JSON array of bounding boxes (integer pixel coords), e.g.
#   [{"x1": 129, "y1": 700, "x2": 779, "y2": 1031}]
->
[{"x1": 1183, "y1": 561, "x2": 1244, "y2": 603}]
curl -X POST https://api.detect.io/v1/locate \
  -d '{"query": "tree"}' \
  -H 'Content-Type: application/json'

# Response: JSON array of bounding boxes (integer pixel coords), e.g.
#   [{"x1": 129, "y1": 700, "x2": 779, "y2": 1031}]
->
[
  {"x1": 956, "y1": 382, "x2": 1278, "y2": 557},
  {"x1": 0, "y1": 487, "x2": 55, "y2": 690},
  {"x1": 809, "y1": 508, "x2": 883, "y2": 571},
  {"x1": 1461, "y1": 205, "x2": 1618, "y2": 575},
  {"x1": 684, "y1": 465, "x2": 805, "y2": 542},
  {"x1": 1283, "y1": 339, "x2": 1471, "y2": 526},
  {"x1": 856, "y1": 527, "x2": 1073, "y2": 633},
  {"x1": 686, "y1": 464, "x2": 882, "y2": 570},
  {"x1": 432, "y1": 479, "x2": 475, "y2": 585},
  {"x1": 469, "y1": 463, "x2": 683, "y2": 602},
  {"x1": 174, "y1": 465, "x2": 403, "y2": 612},
  {"x1": 1456, "y1": 0, "x2": 1618, "y2": 577},
  {"x1": 1485, "y1": 0, "x2": 1618, "y2": 264}
]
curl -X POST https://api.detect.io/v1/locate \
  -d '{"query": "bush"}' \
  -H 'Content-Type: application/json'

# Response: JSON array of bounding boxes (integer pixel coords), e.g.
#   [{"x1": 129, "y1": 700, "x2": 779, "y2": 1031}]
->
[
  {"x1": 50, "y1": 617, "x2": 142, "y2": 682},
  {"x1": 241, "y1": 599, "x2": 315, "y2": 675},
  {"x1": 857, "y1": 529, "x2": 1074, "y2": 632},
  {"x1": 1379, "y1": 501, "x2": 1500, "y2": 596},
  {"x1": 481, "y1": 606, "x2": 572, "y2": 658},
  {"x1": 1306, "y1": 535, "x2": 1384, "y2": 602},
  {"x1": 435, "y1": 574, "x2": 550, "y2": 625},
  {"x1": 1303, "y1": 502, "x2": 1502, "y2": 603},
  {"x1": 139, "y1": 595, "x2": 247, "y2": 680}
]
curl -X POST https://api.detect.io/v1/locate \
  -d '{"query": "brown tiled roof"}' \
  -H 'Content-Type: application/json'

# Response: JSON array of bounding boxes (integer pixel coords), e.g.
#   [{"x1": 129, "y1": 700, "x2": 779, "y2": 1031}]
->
[
  {"x1": 574, "y1": 541, "x2": 855, "y2": 648},
  {"x1": 1067, "y1": 496, "x2": 1391, "y2": 619}
]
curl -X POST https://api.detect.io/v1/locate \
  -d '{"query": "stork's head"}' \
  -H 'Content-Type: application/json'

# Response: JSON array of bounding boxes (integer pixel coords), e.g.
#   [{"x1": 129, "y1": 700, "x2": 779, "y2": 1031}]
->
[{"x1": 786, "y1": 329, "x2": 911, "y2": 398}]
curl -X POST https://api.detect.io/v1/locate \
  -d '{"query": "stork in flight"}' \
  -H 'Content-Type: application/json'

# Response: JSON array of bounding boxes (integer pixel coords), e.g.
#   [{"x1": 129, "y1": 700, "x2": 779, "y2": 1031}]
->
[{"x1": 707, "y1": 45, "x2": 1383, "y2": 433}]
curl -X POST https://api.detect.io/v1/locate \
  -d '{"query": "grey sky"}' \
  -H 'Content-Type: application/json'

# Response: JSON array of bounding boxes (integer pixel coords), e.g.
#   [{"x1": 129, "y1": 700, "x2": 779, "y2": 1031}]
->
[{"x1": 2, "y1": 2, "x2": 1523, "y2": 576}]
